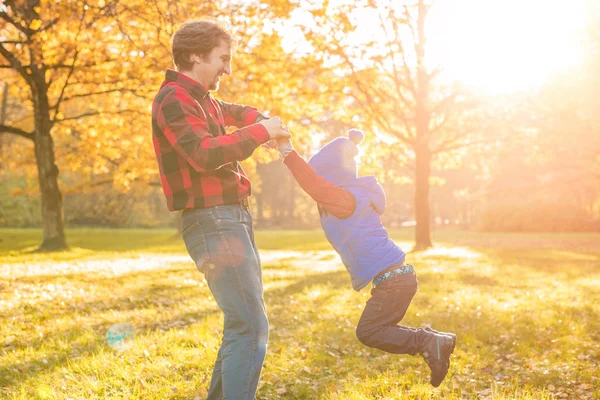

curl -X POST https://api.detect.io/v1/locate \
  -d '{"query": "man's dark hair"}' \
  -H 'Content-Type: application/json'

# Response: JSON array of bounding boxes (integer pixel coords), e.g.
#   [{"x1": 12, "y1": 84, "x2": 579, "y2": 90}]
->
[{"x1": 170, "y1": 20, "x2": 233, "y2": 71}]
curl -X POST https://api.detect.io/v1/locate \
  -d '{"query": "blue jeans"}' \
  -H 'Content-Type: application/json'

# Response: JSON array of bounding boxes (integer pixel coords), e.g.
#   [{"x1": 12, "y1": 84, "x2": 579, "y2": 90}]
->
[{"x1": 181, "y1": 204, "x2": 268, "y2": 400}]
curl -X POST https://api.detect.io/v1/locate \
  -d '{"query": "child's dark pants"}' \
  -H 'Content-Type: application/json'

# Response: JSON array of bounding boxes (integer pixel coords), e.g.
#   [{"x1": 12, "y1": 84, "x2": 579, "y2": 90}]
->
[{"x1": 355, "y1": 269, "x2": 429, "y2": 355}]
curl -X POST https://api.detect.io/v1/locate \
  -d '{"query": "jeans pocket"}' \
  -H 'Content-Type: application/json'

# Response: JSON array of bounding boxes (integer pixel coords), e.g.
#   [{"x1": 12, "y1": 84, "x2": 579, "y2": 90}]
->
[
  {"x1": 182, "y1": 221, "x2": 210, "y2": 273},
  {"x1": 213, "y1": 204, "x2": 241, "y2": 222}
]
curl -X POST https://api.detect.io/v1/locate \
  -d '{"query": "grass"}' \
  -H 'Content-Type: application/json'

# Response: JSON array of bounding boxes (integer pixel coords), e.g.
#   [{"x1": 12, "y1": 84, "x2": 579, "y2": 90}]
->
[{"x1": 0, "y1": 227, "x2": 599, "y2": 399}]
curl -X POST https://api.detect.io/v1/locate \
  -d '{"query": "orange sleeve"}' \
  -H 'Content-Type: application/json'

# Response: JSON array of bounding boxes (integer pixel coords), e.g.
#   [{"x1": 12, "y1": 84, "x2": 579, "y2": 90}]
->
[{"x1": 283, "y1": 150, "x2": 356, "y2": 219}]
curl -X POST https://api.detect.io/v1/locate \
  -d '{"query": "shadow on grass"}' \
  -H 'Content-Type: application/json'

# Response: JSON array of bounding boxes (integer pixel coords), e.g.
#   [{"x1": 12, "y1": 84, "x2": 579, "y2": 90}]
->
[{"x1": 1, "y1": 265, "x2": 348, "y2": 390}]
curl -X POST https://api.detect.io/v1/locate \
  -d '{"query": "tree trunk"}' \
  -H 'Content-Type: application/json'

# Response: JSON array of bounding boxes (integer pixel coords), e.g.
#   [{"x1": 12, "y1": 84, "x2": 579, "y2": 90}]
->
[
  {"x1": 33, "y1": 88, "x2": 67, "y2": 251},
  {"x1": 0, "y1": 83, "x2": 7, "y2": 168},
  {"x1": 413, "y1": 0, "x2": 433, "y2": 250},
  {"x1": 34, "y1": 129, "x2": 67, "y2": 251},
  {"x1": 414, "y1": 143, "x2": 432, "y2": 250}
]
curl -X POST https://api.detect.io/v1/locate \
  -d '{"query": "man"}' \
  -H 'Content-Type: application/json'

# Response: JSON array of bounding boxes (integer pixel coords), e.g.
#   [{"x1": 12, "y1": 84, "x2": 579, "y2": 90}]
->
[{"x1": 151, "y1": 20, "x2": 290, "y2": 400}]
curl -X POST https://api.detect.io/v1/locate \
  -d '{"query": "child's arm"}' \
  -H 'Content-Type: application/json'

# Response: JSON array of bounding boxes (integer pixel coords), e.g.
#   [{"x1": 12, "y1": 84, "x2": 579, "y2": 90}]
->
[{"x1": 282, "y1": 150, "x2": 356, "y2": 219}]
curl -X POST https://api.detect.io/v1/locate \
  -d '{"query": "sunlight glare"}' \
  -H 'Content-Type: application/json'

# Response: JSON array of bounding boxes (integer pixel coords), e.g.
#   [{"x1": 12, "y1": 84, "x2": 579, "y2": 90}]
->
[
  {"x1": 428, "y1": 0, "x2": 586, "y2": 93},
  {"x1": 422, "y1": 246, "x2": 482, "y2": 259}
]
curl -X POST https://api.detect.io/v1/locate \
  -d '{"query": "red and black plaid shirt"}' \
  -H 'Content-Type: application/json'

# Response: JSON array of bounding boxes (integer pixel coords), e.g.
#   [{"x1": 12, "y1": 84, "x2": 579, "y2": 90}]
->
[{"x1": 152, "y1": 69, "x2": 269, "y2": 211}]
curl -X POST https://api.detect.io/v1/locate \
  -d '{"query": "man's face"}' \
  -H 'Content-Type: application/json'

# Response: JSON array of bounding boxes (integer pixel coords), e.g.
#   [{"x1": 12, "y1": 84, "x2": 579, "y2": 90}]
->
[{"x1": 195, "y1": 40, "x2": 232, "y2": 91}]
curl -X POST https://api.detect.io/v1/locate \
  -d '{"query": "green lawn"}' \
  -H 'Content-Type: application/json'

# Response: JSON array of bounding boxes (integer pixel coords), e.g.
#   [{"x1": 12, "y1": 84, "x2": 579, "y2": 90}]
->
[{"x1": 1, "y1": 228, "x2": 599, "y2": 399}]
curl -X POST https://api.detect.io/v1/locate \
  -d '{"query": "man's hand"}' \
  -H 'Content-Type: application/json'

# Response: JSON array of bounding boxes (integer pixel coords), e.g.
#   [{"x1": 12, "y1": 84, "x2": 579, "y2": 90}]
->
[{"x1": 259, "y1": 117, "x2": 291, "y2": 140}]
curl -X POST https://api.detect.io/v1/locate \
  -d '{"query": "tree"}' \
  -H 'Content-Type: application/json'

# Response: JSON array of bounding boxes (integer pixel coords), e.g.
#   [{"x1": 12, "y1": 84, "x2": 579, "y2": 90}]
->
[
  {"x1": 0, "y1": 0, "x2": 148, "y2": 250},
  {"x1": 528, "y1": 4, "x2": 600, "y2": 224},
  {"x1": 0, "y1": 0, "x2": 313, "y2": 248},
  {"x1": 297, "y1": 0, "x2": 484, "y2": 249}
]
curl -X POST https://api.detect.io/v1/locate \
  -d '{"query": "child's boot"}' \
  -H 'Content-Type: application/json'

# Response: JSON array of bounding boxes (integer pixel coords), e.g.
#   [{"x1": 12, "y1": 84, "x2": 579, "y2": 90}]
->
[
  {"x1": 424, "y1": 327, "x2": 457, "y2": 353},
  {"x1": 420, "y1": 332, "x2": 454, "y2": 387}
]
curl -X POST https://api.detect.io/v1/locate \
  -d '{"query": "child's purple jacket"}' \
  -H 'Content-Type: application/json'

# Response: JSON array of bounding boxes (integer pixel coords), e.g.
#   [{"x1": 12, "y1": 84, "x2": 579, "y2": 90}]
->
[{"x1": 308, "y1": 137, "x2": 406, "y2": 291}]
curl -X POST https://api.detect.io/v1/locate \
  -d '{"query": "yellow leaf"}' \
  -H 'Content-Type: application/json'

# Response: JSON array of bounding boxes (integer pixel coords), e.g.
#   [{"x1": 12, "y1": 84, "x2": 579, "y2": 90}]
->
[{"x1": 29, "y1": 19, "x2": 43, "y2": 30}]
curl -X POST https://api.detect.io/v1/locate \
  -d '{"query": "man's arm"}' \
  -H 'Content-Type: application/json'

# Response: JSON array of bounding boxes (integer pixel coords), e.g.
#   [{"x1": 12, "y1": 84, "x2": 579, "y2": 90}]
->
[
  {"x1": 217, "y1": 99, "x2": 269, "y2": 127},
  {"x1": 154, "y1": 87, "x2": 270, "y2": 172},
  {"x1": 282, "y1": 150, "x2": 356, "y2": 219}
]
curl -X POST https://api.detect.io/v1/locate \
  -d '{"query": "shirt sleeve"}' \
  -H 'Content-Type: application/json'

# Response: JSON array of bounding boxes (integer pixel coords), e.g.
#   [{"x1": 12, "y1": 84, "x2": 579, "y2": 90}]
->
[
  {"x1": 217, "y1": 99, "x2": 268, "y2": 127},
  {"x1": 283, "y1": 150, "x2": 356, "y2": 219},
  {"x1": 155, "y1": 87, "x2": 270, "y2": 172}
]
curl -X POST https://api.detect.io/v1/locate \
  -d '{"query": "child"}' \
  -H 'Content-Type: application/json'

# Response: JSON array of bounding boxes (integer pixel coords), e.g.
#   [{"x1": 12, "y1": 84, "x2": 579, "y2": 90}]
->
[{"x1": 277, "y1": 130, "x2": 456, "y2": 387}]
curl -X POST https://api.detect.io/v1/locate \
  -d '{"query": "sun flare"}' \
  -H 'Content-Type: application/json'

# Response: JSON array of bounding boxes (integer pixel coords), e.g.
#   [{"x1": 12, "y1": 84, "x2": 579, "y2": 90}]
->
[{"x1": 427, "y1": 0, "x2": 587, "y2": 93}]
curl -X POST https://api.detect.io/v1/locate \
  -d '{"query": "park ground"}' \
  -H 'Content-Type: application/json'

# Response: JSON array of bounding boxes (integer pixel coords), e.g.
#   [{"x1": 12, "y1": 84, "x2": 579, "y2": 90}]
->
[{"x1": 0, "y1": 228, "x2": 599, "y2": 399}]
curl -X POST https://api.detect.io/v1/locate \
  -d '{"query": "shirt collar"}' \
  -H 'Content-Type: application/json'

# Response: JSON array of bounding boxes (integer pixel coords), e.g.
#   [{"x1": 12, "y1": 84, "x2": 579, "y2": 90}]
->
[{"x1": 164, "y1": 69, "x2": 210, "y2": 99}]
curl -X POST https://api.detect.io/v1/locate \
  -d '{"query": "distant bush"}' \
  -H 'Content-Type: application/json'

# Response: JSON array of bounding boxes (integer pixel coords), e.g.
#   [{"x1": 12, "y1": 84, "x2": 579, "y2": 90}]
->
[
  {"x1": 0, "y1": 184, "x2": 176, "y2": 228},
  {"x1": 0, "y1": 180, "x2": 41, "y2": 227},
  {"x1": 64, "y1": 187, "x2": 175, "y2": 228},
  {"x1": 478, "y1": 200, "x2": 597, "y2": 232},
  {"x1": 0, "y1": 194, "x2": 40, "y2": 227}
]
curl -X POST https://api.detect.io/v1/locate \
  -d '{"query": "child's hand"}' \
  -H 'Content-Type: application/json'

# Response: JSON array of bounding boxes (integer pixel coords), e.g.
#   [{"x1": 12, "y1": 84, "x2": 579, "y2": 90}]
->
[
  {"x1": 261, "y1": 139, "x2": 279, "y2": 150},
  {"x1": 259, "y1": 117, "x2": 292, "y2": 141},
  {"x1": 277, "y1": 138, "x2": 295, "y2": 158}
]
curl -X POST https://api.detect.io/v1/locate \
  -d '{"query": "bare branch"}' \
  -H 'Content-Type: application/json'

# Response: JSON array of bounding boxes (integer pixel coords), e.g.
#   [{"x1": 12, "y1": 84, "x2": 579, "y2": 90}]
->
[
  {"x1": 332, "y1": 42, "x2": 413, "y2": 143},
  {"x1": 429, "y1": 93, "x2": 458, "y2": 134},
  {"x1": 0, "y1": 42, "x2": 31, "y2": 83},
  {"x1": 47, "y1": 59, "x2": 119, "y2": 69},
  {"x1": 53, "y1": 88, "x2": 131, "y2": 106},
  {"x1": 50, "y1": 49, "x2": 79, "y2": 121},
  {"x1": 40, "y1": 17, "x2": 60, "y2": 32},
  {"x1": 0, "y1": 124, "x2": 34, "y2": 141},
  {"x1": 431, "y1": 126, "x2": 467, "y2": 153},
  {"x1": 2, "y1": 60, "x2": 117, "y2": 70},
  {"x1": 51, "y1": 6, "x2": 88, "y2": 123},
  {"x1": 369, "y1": 4, "x2": 414, "y2": 114},
  {"x1": 111, "y1": 1, "x2": 176, "y2": 66},
  {"x1": 429, "y1": 113, "x2": 449, "y2": 135},
  {"x1": 54, "y1": 109, "x2": 147, "y2": 122},
  {"x1": 0, "y1": 11, "x2": 30, "y2": 36},
  {"x1": 0, "y1": 40, "x2": 27, "y2": 44}
]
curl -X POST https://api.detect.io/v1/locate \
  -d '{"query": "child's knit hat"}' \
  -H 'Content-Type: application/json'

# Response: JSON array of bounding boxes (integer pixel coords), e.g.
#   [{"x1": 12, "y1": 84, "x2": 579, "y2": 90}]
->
[{"x1": 308, "y1": 129, "x2": 365, "y2": 185}]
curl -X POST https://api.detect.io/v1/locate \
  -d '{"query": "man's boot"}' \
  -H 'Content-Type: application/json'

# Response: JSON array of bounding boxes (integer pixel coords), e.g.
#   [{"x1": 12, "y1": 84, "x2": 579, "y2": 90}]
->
[{"x1": 420, "y1": 332, "x2": 454, "y2": 387}]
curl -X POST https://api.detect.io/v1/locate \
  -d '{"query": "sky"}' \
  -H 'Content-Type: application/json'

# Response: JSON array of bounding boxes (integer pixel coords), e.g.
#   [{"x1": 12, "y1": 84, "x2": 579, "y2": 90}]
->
[
  {"x1": 277, "y1": 0, "x2": 588, "y2": 95},
  {"x1": 427, "y1": 0, "x2": 587, "y2": 94}
]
